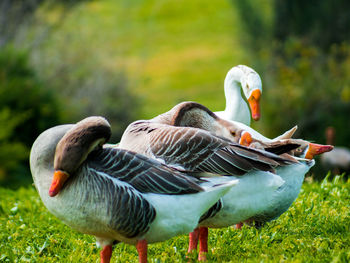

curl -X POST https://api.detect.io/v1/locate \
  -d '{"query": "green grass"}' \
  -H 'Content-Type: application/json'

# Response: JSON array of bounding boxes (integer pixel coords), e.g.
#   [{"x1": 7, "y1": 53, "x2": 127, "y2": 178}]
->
[{"x1": 1, "y1": 174, "x2": 349, "y2": 262}]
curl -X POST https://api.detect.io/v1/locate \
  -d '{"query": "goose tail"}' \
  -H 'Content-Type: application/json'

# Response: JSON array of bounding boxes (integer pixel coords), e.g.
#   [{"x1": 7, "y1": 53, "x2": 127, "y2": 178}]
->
[
  {"x1": 201, "y1": 177, "x2": 239, "y2": 192},
  {"x1": 273, "y1": 125, "x2": 298, "y2": 141}
]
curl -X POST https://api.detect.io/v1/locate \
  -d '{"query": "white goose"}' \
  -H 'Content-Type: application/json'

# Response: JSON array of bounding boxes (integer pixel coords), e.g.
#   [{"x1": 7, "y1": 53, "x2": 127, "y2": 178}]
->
[
  {"x1": 30, "y1": 116, "x2": 239, "y2": 263},
  {"x1": 216, "y1": 65, "x2": 297, "y2": 142},
  {"x1": 132, "y1": 102, "x2": 333, "y2": 261},
  {"x1": 214, "y1": 65, "x2": 262, "y2": 125}
]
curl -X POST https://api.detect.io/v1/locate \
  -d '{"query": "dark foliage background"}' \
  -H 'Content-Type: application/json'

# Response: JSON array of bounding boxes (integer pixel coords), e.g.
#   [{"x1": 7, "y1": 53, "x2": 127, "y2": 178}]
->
[
  {"x1": 0, "y1": 0, "x2": 139, "y2": 188},
  {"x1": 234, "y1": 0, "x2": 350, "y2": 178}
]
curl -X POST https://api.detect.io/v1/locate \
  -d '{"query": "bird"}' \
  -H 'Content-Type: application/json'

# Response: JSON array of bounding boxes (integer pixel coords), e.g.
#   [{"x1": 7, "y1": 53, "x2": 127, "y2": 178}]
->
[
  {"x1": 117, "y1": 102, "x2": 311, "y2": 260},
  {"x1": 214, "y1": 65, "x2": 262, "y2": 125},
  {"x1": 213, "y1": 65, "x2": 295, "y2": 148},
  {"x1": 321, "y1": 126, "x2": 350, "y2": 174},
  {"x1": 124, "y1": 101, "x2": 333, "y2": 261},
  {"x1": 118, "y1": 105, "x2": 295, "y2": 178},
  {"x1": 150, "y1": 101, "x2": 299, "y2": 149},
  {"x1": 30, "y1": 116, "x2": 239, "y2": 263}
]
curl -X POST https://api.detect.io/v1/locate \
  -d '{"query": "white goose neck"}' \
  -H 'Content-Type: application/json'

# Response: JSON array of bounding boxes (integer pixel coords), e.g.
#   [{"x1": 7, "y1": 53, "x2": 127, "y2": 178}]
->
[{"x1": 223, "y1": 66, "x2": 251, "y2": 125}]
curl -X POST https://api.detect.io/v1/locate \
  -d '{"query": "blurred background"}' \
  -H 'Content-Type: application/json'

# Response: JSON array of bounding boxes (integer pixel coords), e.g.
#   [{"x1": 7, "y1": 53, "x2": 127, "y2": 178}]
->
[{"x1": 1, "y1": 0, "x2": 349, "y2": 188}]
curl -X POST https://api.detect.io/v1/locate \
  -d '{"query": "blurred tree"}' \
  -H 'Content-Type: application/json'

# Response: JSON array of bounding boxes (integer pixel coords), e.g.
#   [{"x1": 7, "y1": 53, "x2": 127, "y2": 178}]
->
[
  {"x1": 0, "y1": 46, "x2": 61, "y2": 187},
  {"x1": 262, "y1": 40, "x2": 350, "y2": 147},
  {"x1": 233, "y1": 0, "x2": 350, "y2": 51},
  {"x1": 0, "y1": 0, "x2": 43, "y2": 46},
  {"x1": 47, "y1": 63, "x2": 139, "y2": 142},
  {"x1": 0, "y1": 0, "x2": 89, "y2": 47},
  {"x1": 28, "y1": 3, "x2": 140, "y2": 142},
  {"x1": 232, "y1": 0, "x2": 272, "y2": 50},
  {"x1": 0, "y1": 108, "x2": 28, "y2": 184},
  {"x1": 273, "y1": 0, "x2": 350, "y2": 50},
  {"x1": 0, "y1": 0, "x2": 140, "y2": 188},
  {"x1": 232, "y1": 0, "x2": 350, "y2": 178},
  {"x1": 267, "y1": 0, "x2": 350, "y2": 146}
]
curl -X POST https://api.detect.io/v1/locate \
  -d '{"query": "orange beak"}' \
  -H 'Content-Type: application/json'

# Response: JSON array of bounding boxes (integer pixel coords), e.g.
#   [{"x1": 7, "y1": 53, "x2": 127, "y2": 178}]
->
[
  {"x1": 304, "y1": 143, "x2": 333, "y2": 160},
  {"x1": 239, "y1": 131, "x2": 253, "y2": 147},
  {"x1": 247, "y1": 89, "x2": 261, "y2": 121},
  {"x1": 49, "y1": 170, "x2": 70, "y2": 197}
]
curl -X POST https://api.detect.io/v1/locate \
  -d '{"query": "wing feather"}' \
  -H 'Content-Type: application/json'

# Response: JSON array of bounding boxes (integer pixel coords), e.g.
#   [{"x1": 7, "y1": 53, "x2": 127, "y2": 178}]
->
[
  {"x1": 86, "y1": 147, "x2": 204, "y2": 195},
  {"x1": 74, "y1": 167, "x2": 156, "y2": 238},
  {"x1": 148, "y1": 125, "x2": 294, "y2": 176}
]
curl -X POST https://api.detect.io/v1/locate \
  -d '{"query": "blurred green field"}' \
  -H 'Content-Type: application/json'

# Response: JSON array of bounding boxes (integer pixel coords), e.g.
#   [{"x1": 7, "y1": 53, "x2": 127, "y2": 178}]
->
[
  {"x1": 1, "y1": 175, "x2": 349, "y2": 262},
  {"x1": 38, "y1": 0, "x2": 262, "y2": 119},
  {"x1": 2, "y1": 0, "x2": 349, "y2": 187}
]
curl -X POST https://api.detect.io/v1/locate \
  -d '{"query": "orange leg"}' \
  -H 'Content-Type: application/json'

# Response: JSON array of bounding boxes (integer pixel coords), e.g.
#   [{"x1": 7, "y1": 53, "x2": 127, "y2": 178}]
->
[
  {"x1": 188, "y1": 228, "x2": 200, "y2": 253},
  {"x1": 136, "y1": 239, "x2": 148, "y2": 263},
  {"x1": 100, "y1": 245, "x2": 113, "y2": 263},
  {"x1": 198, "y1": 227, "x2": 208, "y2": 261}
]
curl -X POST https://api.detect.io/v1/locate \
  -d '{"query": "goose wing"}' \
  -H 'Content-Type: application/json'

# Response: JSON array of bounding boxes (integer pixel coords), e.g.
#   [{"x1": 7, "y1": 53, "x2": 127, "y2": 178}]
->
[
  {"x1": 148, "y1": 125, "x2": 296, "y2": 176},
  {"x1": 263, "y1": 142, "x2": 301, "y2": 155},
  {"x1": 86, "y1": 147, "x2": 204, "y2": 195},
  {"x1": 79, "y1": 168, "x2": 157, "y2": 238}
]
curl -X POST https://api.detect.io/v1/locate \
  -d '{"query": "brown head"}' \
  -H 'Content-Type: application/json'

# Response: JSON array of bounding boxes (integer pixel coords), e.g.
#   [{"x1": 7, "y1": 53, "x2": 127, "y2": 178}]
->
[
  {"x1": 237, "y1": 132, "x2": 333, "y2": 160},
  {"x1": 49, "y1": 116, "x2": 111, "y2": 197},
  {"x1": 239, "y1": 66, "x2": 262, "y2": 121},
  {"x1": 289, "y1": 139, "x2": 333, "y2": 159},
  {"x1": 162, "y1": 101, "x2": 246, "y2": 142}
]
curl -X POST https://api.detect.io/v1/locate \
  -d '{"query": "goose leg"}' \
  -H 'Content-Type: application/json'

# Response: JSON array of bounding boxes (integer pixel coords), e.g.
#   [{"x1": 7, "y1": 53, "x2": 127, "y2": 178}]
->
[
  {"x1": 188, "y1": 228, "x2": 200, "y2": 253},
  {"x1": 198, "y1": 227, "x2": 208, "y2": 261},
  {"x1": 235, "y1": 222, "x2": 243, "y2": 229},
  {"x1": 136, "y1": 239, "x2": 148, "y2": 263},
  {"x1": 100, "y1": 245, "x2": 113, "y2": 263}
]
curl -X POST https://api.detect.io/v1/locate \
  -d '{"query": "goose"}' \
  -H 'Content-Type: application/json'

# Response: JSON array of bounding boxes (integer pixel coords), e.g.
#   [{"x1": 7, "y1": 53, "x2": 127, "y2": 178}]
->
[
  {"x1": 30, "y1": 116, "x2": 240, "y2": 263},
  {"x1": 118, "y1": 103, "x2": 305, "y2": 261},
  {"x1": 215, "y1": 65, "x2": 297, "y2": 142},
  {"x1": 118, "y1": 110, "x2": 296, "y2": 178},
  {"x1": 130, "y1": 101, "x2": 333, "y2": 261},
  {"x1": 214, "y1": 65, "x2": 262, "y2": 125},
  {"x1": 152, "y1": 101, "x2": 299, "y2": 150}
]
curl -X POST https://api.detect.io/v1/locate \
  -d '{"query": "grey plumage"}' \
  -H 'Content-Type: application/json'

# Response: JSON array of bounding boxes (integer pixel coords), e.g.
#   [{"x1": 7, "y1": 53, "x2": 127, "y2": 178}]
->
[
  {"x1": 86, "y1": 147, "x2": 204, "y2": 194},
  {"x1": 122, "y1": 122, "x2": 295, "y2": 177},
  {"x1": 30, "y1": 116, "x2": 235, "y2": 258}
]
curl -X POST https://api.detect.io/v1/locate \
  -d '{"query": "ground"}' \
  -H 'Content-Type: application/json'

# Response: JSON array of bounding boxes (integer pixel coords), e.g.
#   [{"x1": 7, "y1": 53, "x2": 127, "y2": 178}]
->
[{"x1": 0, "y1": 174, "x2": 349, "y2": 262}]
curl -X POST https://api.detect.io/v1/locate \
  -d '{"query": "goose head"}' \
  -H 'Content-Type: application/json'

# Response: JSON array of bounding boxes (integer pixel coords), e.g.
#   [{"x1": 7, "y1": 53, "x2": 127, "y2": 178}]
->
[
  {"x1": 293, "y1": 141, "x2": 334, "y2": 160},
  {"x1": 238, "y1": 131, "x2": 333, "y2": 160},
  {"x1": 241, "y1": 72, "x2": 262, "y2": 121},
  {"x1": 222, "y1": 65, "x2": 262, "y2": 124},
  {"x1": 49, "y1": 116, "x2": 111, "y2": 197}
]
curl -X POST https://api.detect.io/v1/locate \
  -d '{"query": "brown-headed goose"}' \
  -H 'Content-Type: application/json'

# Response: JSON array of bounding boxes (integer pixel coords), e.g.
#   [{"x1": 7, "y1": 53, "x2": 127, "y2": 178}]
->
[
  {"x1": 214, "y1": 65, "x2": 262, "y2": 125},
  {"x1": 119, "y1": 102, "x2": 333, "y2": 261},
  {"x1": 119, "y1": 108, "x2": 295, "y2": 177},
  {"x1": 30, "y1": 116, "x2": 239, "y2": 263}
]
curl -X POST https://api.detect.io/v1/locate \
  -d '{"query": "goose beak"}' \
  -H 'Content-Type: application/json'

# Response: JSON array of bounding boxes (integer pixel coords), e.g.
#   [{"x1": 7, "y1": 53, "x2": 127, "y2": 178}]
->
[
  {"x1": 239, "y1": 131, "x2": 253, "y2": 146},
  {"x1": 248, "y1": 89, "x2": 261, "y2": 121},
  {"x1": 304, "y1": 143, "x2": 333, "y2": 159},
  {"x1": 49, "y1": 170, "x2": 70, "y2": 197}
]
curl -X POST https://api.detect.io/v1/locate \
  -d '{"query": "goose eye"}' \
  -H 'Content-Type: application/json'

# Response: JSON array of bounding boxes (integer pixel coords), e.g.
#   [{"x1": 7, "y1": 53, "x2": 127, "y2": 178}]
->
[{"x1": 231, "y1": 131, "x2": 236, "y2": 136}]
